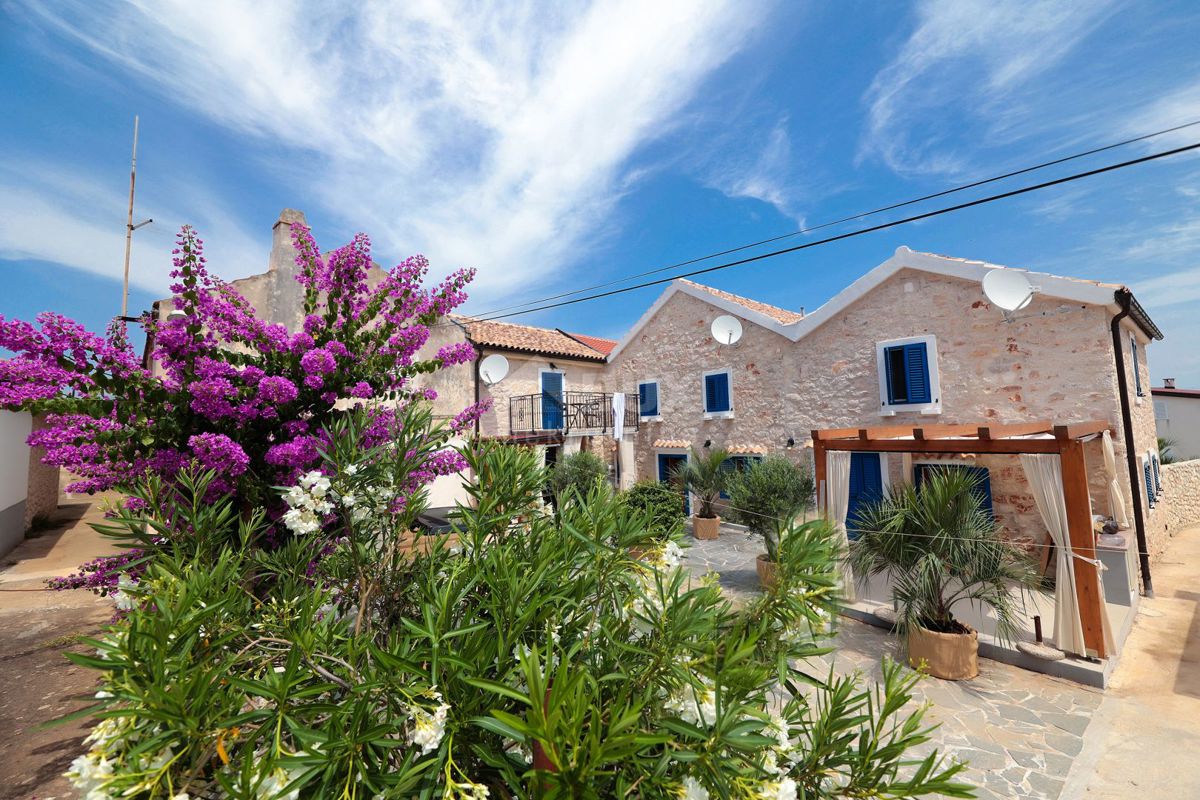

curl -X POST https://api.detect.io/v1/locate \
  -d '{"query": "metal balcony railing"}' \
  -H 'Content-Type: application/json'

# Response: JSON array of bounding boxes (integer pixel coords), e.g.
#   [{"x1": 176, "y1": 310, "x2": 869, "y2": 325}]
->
[{"x1": 509, "y1": 391, "x2": 640, "y2": 435}]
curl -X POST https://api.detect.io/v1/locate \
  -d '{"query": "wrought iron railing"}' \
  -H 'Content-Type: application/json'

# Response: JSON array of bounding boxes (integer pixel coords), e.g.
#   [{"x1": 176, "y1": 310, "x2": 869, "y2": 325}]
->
[{"x1": 509, "y1": 391, "x2": 640, "y2": 435}]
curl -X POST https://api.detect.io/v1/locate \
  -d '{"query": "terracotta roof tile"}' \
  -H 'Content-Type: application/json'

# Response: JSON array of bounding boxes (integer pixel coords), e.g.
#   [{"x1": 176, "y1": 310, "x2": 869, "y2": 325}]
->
[
  {"x1": 653, "y1": 439, "x2": 692, "y2": 449},
  {"x1": 562, "y1": 332, "x2": 618, "y2": 356},
  {"x1": 455, "y1": 317, "x2": 608, "y2": 360},
  {"x1": 679, "y1": 279, "x2": 804, "y2": 324},
  {"x1": 727, "y1": 444, "x2": 769, "y2": 454}
]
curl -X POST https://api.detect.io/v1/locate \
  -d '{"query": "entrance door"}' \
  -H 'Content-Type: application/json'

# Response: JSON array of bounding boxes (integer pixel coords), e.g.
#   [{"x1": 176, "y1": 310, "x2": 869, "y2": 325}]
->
[
  {"x1": 540, "y1": 371, "x2": 564, "y2": 430},
  {"x1": 657, "y1": 453, "x2": 690, "y2": 515},
  {"x1": 846, "y1": 452, "x2": 884, "y2": 539}
]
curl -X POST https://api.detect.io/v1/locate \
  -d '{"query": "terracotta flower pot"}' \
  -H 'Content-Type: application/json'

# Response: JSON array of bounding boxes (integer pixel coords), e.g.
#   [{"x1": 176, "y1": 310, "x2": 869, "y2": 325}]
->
[
  {"x1": 906, "y1": 623, "x2": 979, "y2": 680},
  {"x1": 692, "y1": 515, "x2": 721, "y2": 540},
  {"x1": 756, "y1": 553, "x2": 778, "y2": 589}
]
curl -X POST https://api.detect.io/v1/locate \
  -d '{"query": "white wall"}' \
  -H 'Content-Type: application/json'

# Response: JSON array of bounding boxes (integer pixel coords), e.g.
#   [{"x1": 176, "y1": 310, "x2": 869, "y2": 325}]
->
[
  {"x1": 0, "y1": 411, "x2": 32, "y2": 510},
  {"x1": 1154, "y1": 394, "x2": 1200, "y2": 461}
]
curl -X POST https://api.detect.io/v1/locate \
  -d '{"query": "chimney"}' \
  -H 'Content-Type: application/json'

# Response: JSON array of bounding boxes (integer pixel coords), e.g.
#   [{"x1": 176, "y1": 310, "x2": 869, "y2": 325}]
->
[
  {"x1": 1164, "y1": 377, "x2": 1176, "y2": 389},
  {"x1": 269, "y1": 208, "x2": 308, "y2": 273}
]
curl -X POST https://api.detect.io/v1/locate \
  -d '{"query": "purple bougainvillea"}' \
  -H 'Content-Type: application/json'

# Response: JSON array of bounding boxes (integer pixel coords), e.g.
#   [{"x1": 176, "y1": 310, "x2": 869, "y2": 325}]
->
[{"x1": 0, "y1": 222, "x2": 489, "y2": 523}]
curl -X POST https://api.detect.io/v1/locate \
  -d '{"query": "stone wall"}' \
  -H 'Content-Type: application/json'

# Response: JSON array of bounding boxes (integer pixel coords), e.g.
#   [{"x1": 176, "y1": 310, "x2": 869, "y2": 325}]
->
[
  {"x1": 24, "y1": 414, "x2": 59, "y2": 528},
  {"x1": 606, "y1": 268, "x2": 1147, "y2": 546},
  {"x1": 1149, "y1": 459, "x2": 1200, "y2": 561}
]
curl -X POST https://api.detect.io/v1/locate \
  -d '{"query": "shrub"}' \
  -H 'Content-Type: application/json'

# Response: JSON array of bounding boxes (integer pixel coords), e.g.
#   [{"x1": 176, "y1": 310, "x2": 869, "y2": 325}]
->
[
  {"x1": 64, "y1": 417, "x2": 972, "y2": 800},
  {"x1": 620, "y1": 480, "x2": 684, "y2": 539},
  {"x1": 548, "y1": 450, "x2": 608, "y2": 503},
  {"x1": 726, "y1": 456, "x2": 815, "y2": 562},
  {"x1": 848, "y1": 466, "x2": 1044, "y2": 642}
]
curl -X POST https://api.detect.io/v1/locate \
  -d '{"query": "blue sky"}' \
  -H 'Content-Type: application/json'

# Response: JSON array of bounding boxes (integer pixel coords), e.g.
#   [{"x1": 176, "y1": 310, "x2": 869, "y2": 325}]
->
[{"x1": 3, "y1": 1, "x2": 1200, "y2": 382}]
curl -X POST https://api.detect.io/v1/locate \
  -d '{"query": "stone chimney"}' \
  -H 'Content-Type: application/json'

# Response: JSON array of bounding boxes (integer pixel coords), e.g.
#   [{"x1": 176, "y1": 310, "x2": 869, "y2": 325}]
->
[
  {"x1": 267, "y1": 209, "x2": 309, "y2": 330},
  {"x1": 1164, "y1": 377, "x2": 1176, "y2": 389}
]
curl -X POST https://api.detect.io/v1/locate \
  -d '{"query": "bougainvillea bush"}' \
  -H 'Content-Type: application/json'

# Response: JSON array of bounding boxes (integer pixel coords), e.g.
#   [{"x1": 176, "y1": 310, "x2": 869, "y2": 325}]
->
[
  {"x1": 64, "y1": 430, "x2": 972, "y2": 800},
  {"x1": 0, "y1": 223, "x2": 484, "y2": 513}
]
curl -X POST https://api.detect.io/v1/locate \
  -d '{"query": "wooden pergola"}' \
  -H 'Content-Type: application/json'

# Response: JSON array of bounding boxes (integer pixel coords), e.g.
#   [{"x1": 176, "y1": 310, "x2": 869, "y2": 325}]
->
[{"x1": 812, "y1": 419, "x2": 1111, "y2": 658}]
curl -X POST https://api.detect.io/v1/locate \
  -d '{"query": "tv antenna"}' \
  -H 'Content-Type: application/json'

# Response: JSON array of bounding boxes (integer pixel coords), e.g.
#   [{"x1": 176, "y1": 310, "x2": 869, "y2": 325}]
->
[
  {"x1": 478, "y1": 354, "x2": 510, "y2": 385},
  {"x1": 120, "y1": 115, "x2": 153, "y2": 317},
  {"x1": 710, "y1": 314, "x2": 743, "y2": 345},
  {"x1": 981, "y1": 269, "x2": 1038, "y2": 322}
]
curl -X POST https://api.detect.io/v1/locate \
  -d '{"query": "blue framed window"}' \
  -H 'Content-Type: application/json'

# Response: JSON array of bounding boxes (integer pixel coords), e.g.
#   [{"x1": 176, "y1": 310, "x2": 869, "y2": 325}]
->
[
  {"x1": 718, "y1": 454, "x2": 761, "y2": 498},
  {"x1": 1151, "y1": 452, "x2": 1162, "y2": 496},
  {"x1": 704, "y1": 370, "x2": 732, "y2": 414},
  {"x1": 883, "y1": 342, "x2": 931, "y2": 405},
  {"x1": 1143, "y1": 458, "x2": 1155, "y2": 509},
  {"x1": 638, "y1": 380, "x2": 659, "y2": 418},
  {"x1": 1131, "y1": 334, "x2": 1144, "y2": 397}
]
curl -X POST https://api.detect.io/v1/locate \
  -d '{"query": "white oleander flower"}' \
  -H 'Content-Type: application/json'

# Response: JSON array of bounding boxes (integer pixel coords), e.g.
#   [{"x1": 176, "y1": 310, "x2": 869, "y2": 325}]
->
[
  {"x1": 66, "y1": 752, "x2": 115, "y2": 798},
  {"x1": 664, "y1": 676, "x2": 717, "y2": 727},
  {"x1": 659, "y1": 540, "x2": 684, "y2": 569},
  {"x1": 407, "y1": 694, "x2": 450, "y2": 755},
  {"x1": 758, "y1": 777, "x2": 797, "y2": 800},
  {"x1": 345, "y1": 464, "x2": 359, "y2": 476},
  {"x1": 680, "y1": 776, "x2": 709, "y2": 799},
  {"x1": 767, "y1": 713, "x2": 791, "y2": 751},
  {"x1": 257, "y1": 766, "x2": 300, "y2": 800}
]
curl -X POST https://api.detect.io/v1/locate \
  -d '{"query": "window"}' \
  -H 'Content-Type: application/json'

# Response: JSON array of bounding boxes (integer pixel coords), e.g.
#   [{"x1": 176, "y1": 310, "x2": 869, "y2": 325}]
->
[
  {"x1": 1151, "y1": 451, "x2": 1162, "y2": 496},
  {"x1": 638, "y1": 380, "x2": 660, "y2": 419},
  {"x1": 718, "y1": 454, "x2": 761, "y2": 499},
  {"x1": 703, "y1": 369, "x2": 733, "y2": 416},
  {"x1": 1154, "y1": 400, "x2": 1169, "y2": 421},
  {"x1": 1131, "y1": 334, "x2": 1144, "y2": 397},
  {"x1": 876, "y1": 336, "x2": 939, "y2": 414},
  {"x1": 1142, "y1": 456, "x2": 1155, "y2": 509}
]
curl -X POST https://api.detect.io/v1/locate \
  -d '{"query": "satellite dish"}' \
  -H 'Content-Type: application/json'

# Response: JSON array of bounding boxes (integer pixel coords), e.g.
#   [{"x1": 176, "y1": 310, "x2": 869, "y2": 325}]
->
[
  {"x1": 982, "y1": 269, "x2": 1035, "y2": 312},
  {"x1": 478, "y1": 354, "x2": 509, "y2": 385},
  {"x1": 711, "y1": 315, "x2": 743, "y2": 345}
]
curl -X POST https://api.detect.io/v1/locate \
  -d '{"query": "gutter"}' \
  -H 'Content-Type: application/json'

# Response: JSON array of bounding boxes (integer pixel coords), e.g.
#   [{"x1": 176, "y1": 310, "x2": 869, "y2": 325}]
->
[{"x1": 1111, "y1": 288, "x2": 1153, "y2": 596}]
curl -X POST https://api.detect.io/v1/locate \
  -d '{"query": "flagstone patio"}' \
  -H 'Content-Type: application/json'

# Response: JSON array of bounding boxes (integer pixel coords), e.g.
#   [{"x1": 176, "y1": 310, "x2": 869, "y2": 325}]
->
[{"x1": 684, "y1": 525, "x2": 1102, "y2": 800}]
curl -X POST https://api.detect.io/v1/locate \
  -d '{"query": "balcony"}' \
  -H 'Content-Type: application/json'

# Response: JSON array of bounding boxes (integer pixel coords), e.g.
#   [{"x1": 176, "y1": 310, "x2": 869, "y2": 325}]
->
[{"x1": 509, "y1": 391, "x2": 640, "y2": 437}]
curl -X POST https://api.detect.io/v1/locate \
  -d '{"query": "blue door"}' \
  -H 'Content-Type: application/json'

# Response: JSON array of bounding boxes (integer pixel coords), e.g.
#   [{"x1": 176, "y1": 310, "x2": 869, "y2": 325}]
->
[
  {"x1": 541, "y1": 371, "x2": 563, "y2": 430},
  {"x1": 914, "y1": 464, "x2": 994, "y2": 519},
  {"x1": 658, "y1": 453, "x2": 690, "y2": 515},
  {"x1": 846, "y1": 452, "x2": 884, "y2": 539}
]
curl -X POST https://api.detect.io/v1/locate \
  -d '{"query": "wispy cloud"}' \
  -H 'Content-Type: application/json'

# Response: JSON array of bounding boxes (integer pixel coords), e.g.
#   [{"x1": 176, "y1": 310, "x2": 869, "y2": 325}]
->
[
  {"x1": 15, "y1": 0, "x2": 767, "y2": 302},
  {"x1": 860, "y1": 0, "x2": 1117, "y2": 176},
  {"x1": 704, "y1": 117, "x2": 806, "y2": 225}
]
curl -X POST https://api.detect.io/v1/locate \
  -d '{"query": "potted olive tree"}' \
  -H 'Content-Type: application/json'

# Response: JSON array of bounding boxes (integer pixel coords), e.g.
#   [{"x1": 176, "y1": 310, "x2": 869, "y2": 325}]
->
[
  {"x1": 848, "y1": 467, "x2": 1043, "y2": 680},
  {"x1": 726, "y1": 456, "x2": 814, "y2": 587},
  {"x1": 674, "y1": 447, "x2": 729, "y2": 540}
]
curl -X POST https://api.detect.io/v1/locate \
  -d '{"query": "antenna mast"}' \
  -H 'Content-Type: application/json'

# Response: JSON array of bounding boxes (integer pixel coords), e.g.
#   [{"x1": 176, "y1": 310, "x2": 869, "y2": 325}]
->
[{"x1": 121, "y1": 116, "x2": 139, "y2": 318}]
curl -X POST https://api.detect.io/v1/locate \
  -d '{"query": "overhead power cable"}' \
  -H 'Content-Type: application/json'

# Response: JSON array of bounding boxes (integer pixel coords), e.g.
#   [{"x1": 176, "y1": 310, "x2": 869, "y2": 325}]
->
[
  {"x1": 465, "y1": 118, "x2": 1200, "y2": 321},
  {"x1": 473, "y1": 140, "x2": 1200, "y2": 323}
]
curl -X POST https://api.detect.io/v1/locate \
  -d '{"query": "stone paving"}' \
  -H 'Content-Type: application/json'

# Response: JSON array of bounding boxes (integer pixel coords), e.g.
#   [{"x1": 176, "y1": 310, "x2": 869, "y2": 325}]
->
[{"x1": 684, "y1": 526, "x2": 1103, "y2": 800}]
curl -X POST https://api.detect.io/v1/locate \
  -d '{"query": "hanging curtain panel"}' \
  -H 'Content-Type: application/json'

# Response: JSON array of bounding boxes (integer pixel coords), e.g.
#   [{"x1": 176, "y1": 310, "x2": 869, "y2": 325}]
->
[
  {"x1": 826, "y1": 450, "x2": 855, "y2": 602},
  {"x1": 1101, "y1": 431, "x2": 1131, "y2": 528}
]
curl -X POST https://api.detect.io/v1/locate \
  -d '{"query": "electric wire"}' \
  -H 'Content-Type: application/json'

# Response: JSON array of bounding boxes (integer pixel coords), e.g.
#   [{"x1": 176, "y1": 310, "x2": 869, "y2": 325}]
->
[{"x1": 460, "y1": 119, "x2": 1200, "y2": 322}]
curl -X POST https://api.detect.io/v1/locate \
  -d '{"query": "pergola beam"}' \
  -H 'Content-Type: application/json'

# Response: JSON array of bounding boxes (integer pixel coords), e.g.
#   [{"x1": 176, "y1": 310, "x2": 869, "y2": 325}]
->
[
  {"x1": 977, "y1": 421, "x2": 1054, "y2": 440},
  {"x1": 813, "y1": 438, "x2": 1063, "y2": 455},
  {"x1": 1054, "y1": 420, "x2": 1111, "y2": 440}
]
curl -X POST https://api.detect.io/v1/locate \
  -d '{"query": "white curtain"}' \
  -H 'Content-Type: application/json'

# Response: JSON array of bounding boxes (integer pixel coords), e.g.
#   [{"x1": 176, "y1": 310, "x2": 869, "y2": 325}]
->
[
  {"x1": 1101, "y1": 431, "x2": 1130, "y2": 528},
  {"x1": 1020, "y1": 454, "x2": 1114, "y2": 657},
  {"x1": 826, "y1": 451, "x2": 855, "y2": 601},
  {"x1": 611, "y1": 392, "x2": 625, "y2": 440}
]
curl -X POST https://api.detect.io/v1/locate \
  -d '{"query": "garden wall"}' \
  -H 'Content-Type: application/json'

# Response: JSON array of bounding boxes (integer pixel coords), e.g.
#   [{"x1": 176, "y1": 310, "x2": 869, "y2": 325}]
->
[{"x1": 1150, "y1": 458, "x2": 1200, "y2": 562}]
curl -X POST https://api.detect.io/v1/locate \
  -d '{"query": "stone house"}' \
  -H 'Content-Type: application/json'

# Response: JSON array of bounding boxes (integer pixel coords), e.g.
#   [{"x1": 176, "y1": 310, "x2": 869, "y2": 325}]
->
[
  {"x1": 603, "y1": 246, "x2": 1187, "y2": 576},
  {"x1": 1152, "y1": 380, "x2": 1200, "y2": 462}
]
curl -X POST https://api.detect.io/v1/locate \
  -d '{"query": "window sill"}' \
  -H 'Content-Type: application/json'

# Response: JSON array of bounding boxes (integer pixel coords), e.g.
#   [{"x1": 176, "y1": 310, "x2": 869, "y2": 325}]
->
[
  {"x1": 639, "y1": 415, "x2": 663, "y2": 423},
  {"x1": 879, "y1": 403, "x2": 941, "y2": 417},
  {"x1": 703, "y1": 411, "x2": 735, "y2": 421}
]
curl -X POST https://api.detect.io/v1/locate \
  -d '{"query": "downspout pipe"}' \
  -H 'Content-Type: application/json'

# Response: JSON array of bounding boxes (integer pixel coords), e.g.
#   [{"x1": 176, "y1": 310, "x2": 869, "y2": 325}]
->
[
  {"x1": 1111, "y1": 288, "x2": 1153, "y2": 597},
  {"x1": 473, "y1": 351, "x2": 482, "y2": 438}
]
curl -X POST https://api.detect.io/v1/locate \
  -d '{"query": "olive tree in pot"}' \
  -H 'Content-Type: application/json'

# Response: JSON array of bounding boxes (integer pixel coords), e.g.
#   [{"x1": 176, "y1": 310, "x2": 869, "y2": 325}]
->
[
  {"x1": 726, "y1": 456, "x2": 814, "y2": 587},
  {"x1": 674, "y1": 447, "x2": 729, "y2": 540},
  {"x1": 848, "y1": 467, "x2": 1044, "y2": 680}
]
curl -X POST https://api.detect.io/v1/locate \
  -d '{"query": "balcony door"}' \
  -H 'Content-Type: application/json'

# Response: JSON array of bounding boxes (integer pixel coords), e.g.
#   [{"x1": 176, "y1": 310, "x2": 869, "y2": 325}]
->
[{"x1": 540, "y1": 369, "x2": 564, "y2": 430}]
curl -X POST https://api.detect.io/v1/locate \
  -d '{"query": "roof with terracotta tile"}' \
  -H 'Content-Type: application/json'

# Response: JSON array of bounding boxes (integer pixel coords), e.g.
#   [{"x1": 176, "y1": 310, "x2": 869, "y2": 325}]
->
[
  {"x1": 562, "y1": 331, "x2": 618, "y2": 356},
  {"x1": 677, "y1": 279, "x2": 805, "y2": 324},
  {"x1": 455, "y1": 316, "x2": 609, "y2": 361}
]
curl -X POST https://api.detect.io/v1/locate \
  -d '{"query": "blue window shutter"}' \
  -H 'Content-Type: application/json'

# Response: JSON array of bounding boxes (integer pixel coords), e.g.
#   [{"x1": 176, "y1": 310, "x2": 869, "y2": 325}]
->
[
  {"x1": 1144, "y1": 460, "x2": 1154, "y2": 507},
  {"x1": 903, "y1": 343, "x2": 931, "y2": 404},
  {"x1": 705, "y1": 373, "x2": 730, "y2": 412},
  {"x1": 639, "y1": 382, "x2": 658, "y2": 417},
  {"x1": 1132, "y1": 336, "x2": 1143, "y2": 396},
  {"x1": 704, "y1": 374, "x2": 717, "y2": 411},
  {"x1": 1152, "y1": 454, "x2": 1162, "y2": 495},
  {"x1": 717, "y1": 373, "x2": 730, "y2": 411}
]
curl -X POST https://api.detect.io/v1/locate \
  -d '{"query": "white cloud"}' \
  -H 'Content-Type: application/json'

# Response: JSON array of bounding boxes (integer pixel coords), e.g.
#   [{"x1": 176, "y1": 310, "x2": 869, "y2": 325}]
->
[
  {"x1": 0, "y1": 159, "x2": 263, "y2": 293},
  {"x1": 705, "y1": 117, "x2": 806, "y2": 225},
  {"x1": 1117, "y1": 80, "x2": 1200, "y2": 151},
  {"x1": 15, "y1": 0, "x2": 766, "y2": 303},
  {"x1": 860, "y1": 0, "x2": 1117, "y2": 176}
]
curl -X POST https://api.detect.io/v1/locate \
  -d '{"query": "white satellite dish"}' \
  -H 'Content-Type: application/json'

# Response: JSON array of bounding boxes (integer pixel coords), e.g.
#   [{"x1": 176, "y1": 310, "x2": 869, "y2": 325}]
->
[
  {"x1": 710, "y1": 315, "x2": 743, "y2": 345},
  {"x1": 982, "y1": 269, "x2": 1036, "y2": 313},
  {"x1": 478, "y1": 354, "x2": 509, "y2": 385}
]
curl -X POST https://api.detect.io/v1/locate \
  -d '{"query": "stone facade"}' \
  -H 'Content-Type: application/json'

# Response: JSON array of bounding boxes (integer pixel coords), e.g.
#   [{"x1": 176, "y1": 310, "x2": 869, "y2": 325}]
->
[
  {"x1": 605, "y1": 261, "x2": 1160, "y2": 553},
  {"x1": 1149, "y1": 459, "x2": 1200, "y2": 561},
  {"x1": 25, "y1": 414, "x2": 59, "y2": 528}
]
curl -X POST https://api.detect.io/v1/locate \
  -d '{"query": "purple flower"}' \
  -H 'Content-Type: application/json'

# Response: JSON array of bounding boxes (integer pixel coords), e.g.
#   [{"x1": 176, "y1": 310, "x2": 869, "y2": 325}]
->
[
  {"x1": 257, "y1": 375, "x2": 299, "y2": 405},
  {"x1": 188, "y1": 432, "x2": 250, "y2": 476}
]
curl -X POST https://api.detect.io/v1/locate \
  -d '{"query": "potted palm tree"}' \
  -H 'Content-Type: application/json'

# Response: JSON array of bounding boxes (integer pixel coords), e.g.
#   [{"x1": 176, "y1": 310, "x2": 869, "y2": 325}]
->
[
  {"x1": 725, "y1": 456, "x2": 814, "y2": 587},
  {"x1": 848, "y1": 467, "x2": 1043, "y2": 680},
  {"x1": 674, "y1": 447, "x2": 729, "y2": 540}
]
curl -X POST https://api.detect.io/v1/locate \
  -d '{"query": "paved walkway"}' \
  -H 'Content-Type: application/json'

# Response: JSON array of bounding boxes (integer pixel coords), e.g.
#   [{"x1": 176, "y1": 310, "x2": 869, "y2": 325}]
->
[
  {"x1": 1064, "y1": 525, "x2": 1200, "y2": 798},
  {"x1": 0, "y1": 490, "x2": 119, "y2": 800},
  {"x1": 686, "y1": 526, "x2": 1103, "y2": 800}
]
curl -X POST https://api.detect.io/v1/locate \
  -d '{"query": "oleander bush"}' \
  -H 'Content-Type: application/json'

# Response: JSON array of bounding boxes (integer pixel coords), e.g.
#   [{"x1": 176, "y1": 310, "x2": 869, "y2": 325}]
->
[{"x1": 62, "y1": 409, "x2": 972, "y2": 800}]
